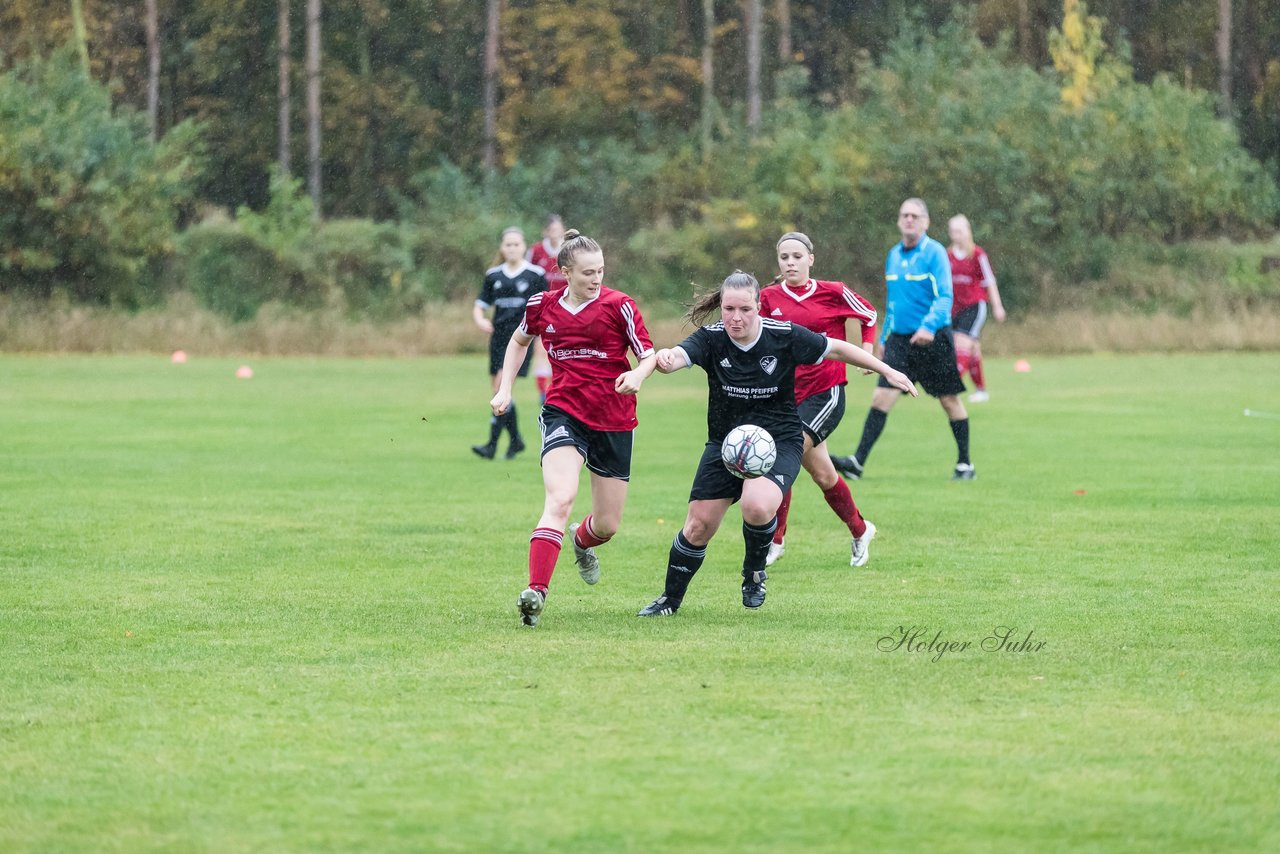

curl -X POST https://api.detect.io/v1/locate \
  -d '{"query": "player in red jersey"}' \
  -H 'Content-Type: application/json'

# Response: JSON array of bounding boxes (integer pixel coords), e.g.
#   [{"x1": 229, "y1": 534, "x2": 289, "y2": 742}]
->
[
  {"x1": 947, "y1": 215, "x2": 1006, "y2": 403},
  {"x1": 759, "y1": 232, "x2": 881, "y2": 568},
  {"x1": 526, "y1": 215, "x2": 567, "y2": 403},
  {"x1": 491, "y1": 229, "x2": 657, "y2": 628}
]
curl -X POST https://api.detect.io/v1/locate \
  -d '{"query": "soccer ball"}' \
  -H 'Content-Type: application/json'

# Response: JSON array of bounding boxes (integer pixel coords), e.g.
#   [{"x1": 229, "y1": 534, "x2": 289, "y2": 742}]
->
[{"x1": 721, "y1": 424, "x2": 777, "y2": 479}]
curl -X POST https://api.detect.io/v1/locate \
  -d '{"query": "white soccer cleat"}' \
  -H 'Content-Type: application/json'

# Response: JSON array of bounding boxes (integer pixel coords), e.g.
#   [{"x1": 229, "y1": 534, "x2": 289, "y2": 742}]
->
[
  {"x1": 568, "y1": 522, "x2": 601, "y2": 585},
  {"x1": 765, "y1": 539, "x2": 785, "y2": 567},
  {"x1": 968, "y1": 390, "x2": 990, "y2": 403},
  {"x1": 851, "y1": 521, "x2": 876, "y2": 567}
]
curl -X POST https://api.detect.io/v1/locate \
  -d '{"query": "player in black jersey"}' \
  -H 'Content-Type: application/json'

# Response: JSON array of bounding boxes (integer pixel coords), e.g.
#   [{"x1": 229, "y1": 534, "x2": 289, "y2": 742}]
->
[
  {"x1": 638, "y1": 272, "x2": 915, "y2": 617},
  {"x1": 471, "y1": 227, "x2": 549, "y2": 460}
]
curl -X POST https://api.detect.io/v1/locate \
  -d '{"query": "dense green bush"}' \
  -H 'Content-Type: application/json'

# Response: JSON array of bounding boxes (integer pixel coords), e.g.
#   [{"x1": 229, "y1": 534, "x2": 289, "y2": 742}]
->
[
  {"x1": 0, "y1": 49, "x2": 201, "y2": 306},
  {"x1": 175, "y1": 220, "x2": 305, "y2": 322},
  {"x1": 176, "y1": 174, "x2": 425, "y2": 320}
]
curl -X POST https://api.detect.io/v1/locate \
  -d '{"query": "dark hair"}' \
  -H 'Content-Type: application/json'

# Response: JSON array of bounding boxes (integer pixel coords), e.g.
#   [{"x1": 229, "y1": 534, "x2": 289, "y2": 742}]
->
[
  {"x1": 557, "y1": 228, "x2": 601, "y2": 270},
  {"x1": 776, "y1": 231, "x2": 814, "y2": 253},
  {"x1": 686, "y1": 271, "x2": 760, "y2": 327},
  {"x1": 544, "y1": 213, "x2": 563, "y2": 229}
]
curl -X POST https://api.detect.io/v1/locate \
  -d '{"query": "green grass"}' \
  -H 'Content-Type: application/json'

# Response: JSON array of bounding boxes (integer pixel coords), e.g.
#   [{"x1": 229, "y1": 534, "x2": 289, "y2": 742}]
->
[{"x1": 2, "y1": 352, "x2": 1278, "y2": 852}]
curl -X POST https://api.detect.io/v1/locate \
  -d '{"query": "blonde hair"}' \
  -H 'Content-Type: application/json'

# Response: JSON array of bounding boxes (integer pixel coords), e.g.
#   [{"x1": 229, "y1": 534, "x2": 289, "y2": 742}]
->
[{"x1": 557, "y1": 228, "x2": 602, "y2": 270}]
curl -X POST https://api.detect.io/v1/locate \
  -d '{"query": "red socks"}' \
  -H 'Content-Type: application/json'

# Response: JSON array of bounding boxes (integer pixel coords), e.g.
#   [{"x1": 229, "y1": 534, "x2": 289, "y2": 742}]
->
[
  {"x1": 969, "y1": 354, "x2": 986, "y2": 390},
  {"x1": 823, "y1": 479, "x2": 867, "y2": 538},
  {"x1": 956, "y1": 350, "x2": 972, "y2": 379},
  {"x1": 528, "y1": 527, "x2": 563, "y2": 591},
  {"x1": 773, "y1": 491, "x2": 792, "y2": 544},
  {"x1": 573, "y1": 515, "x2": 611, "y2": 549}
]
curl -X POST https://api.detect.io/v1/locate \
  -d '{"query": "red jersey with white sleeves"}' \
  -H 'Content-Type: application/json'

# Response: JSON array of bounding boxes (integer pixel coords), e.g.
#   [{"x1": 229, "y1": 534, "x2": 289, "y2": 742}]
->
[
  {"x1": 519, "y1": 286, "x2": 654, "y2": 431},
  {"x1": 948, "y1": 245, "x2": 995, "y2": 315},
  {"x1": 527, "y1": 240, "x2": 568, "y2": 290},
  {"x1": 759, "y1": 279, "x2": 877, "y2": 403}
]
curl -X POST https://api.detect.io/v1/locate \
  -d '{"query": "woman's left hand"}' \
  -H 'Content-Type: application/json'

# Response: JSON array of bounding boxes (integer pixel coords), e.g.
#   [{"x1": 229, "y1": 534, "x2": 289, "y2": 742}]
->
[{"x1": 615, "y1": 370, "x2": 645, "y2": 395}]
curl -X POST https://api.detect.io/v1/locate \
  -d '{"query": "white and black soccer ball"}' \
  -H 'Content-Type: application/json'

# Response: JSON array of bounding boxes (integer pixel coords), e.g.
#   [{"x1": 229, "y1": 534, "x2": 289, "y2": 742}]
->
[{"x1": 720, "y1": 424, "x2": 777, "y2": 479}]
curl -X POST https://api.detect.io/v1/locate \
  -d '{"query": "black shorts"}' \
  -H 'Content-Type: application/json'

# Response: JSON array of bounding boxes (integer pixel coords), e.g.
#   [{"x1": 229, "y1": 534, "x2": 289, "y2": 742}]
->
[
  {"x1": 489, "y1": 327, "x2": 533, "y2": 377},
  {"x1": 687, "y1": 436, "x2": 804, "y2": 503},
  {"x1": 953, "y1": 302, "x2": 989, "y2": 339},
  {"x1": 538, "y1": 405, "x2": 633, "y2": 481},
  {"x1": 797, "y1": 385, "x2": 846, "y2": 445},
  {"x1": 878, "y1": 330, "x2": 966, "y2": 398}
]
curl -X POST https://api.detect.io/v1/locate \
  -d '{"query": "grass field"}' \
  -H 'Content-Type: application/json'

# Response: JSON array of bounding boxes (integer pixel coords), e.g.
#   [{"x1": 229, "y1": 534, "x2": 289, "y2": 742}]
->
[{"x1": 2, "y1": 352, "x2": 1278, "y2": 852}]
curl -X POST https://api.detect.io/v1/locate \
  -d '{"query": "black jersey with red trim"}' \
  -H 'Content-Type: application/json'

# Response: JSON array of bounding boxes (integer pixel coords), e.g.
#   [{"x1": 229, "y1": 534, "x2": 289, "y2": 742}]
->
[{"x1": 675, "y1": 319, "x2": 831, "y2": 445}]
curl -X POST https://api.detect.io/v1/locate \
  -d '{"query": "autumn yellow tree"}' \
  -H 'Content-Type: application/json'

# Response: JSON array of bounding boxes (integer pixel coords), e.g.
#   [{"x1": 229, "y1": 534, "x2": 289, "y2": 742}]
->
[{"x1": 1048, "y1": 0, "x2": 1128, "y2": 111}]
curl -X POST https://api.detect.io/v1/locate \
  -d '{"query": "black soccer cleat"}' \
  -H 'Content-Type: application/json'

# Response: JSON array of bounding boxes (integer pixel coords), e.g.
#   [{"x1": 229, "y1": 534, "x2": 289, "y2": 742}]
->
[
  {"x1": 637, "y1": 595, "x2": 681, "y2": 617},
  {"x1": 505, "y1": 436, "x2": 527, "y2": 460},
  {"x1": 951, "y1": 462, "x2": 976, "y2": 481},
  {"x1": 741, "y1": 569, "x2": 768, "y2": 609},
  {"x1": 471, "y1": 442, "x2": 497, "y2": 460},
  {"x1": 830, "y1": 454, "x2": 864, "y2": 480}
]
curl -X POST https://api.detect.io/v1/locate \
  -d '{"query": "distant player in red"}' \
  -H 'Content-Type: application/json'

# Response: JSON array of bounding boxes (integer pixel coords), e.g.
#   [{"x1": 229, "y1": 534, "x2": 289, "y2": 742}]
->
[
  {"x1": 759, "y1": 232, "x2": 881, "y2": 568},
  {"x1": 947, "y1": 215, "x2": 1006, "y2": 403},
  {"x1": 491, "y1": 228, "x2": 657, "y2": 628},
  {"x1": 526, "y1": 214, "x2": 567, "y2": 403}
]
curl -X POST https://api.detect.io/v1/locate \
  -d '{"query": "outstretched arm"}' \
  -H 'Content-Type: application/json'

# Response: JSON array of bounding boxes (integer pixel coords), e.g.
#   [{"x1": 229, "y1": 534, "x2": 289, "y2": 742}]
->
[
  {"x1": 824, "y1": 338, "x2": 917, "y2": 396},
  {"x1": 654, "y1": 347, "x2": 691, "y2": 375},
  {"x1": 615, "y1": 352, "x2": 658, "y2": 395},
  {"x1": 489, "y1": 331, "x2": 535, "y2": 415}
]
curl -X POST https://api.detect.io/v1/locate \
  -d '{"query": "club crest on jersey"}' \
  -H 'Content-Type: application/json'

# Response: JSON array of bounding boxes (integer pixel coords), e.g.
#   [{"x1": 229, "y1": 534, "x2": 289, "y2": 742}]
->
[
  {"x1": 517, "y1": 279, "x2": 528, "y2": 293},
  {"x1": 759, "y1": 355, "x2": 778, "y2": 375},
  {"x1": 771, "y1": 308, "x2": 783, "y2": 316}
]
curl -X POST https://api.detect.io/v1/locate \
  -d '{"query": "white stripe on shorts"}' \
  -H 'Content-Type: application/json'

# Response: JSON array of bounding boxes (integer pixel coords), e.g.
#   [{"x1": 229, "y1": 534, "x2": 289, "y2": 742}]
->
[{"x1": 806, "y1": 386, "x2": 841, "y2": 434}]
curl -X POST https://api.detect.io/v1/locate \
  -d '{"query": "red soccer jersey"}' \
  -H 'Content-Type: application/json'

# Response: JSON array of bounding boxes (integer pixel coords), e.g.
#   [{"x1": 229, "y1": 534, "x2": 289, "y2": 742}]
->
[
  {"x1": 948, "y1": 245, "x2": 995, "y2": 315},
  {"x1": 527, "y1": 240, "x2": 568, "y2": 290},
  {"x1": 759, "y1": 279, "x2": 877, "y2": 403},
  {"x1": 519, "y1": 286, "x2": 654, "y2": 431}
]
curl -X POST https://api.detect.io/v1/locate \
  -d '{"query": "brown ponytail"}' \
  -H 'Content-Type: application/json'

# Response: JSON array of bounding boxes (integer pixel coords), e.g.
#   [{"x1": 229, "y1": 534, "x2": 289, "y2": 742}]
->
[
  {"x1": 686, "y1": 270, "x2": 761, "y2": 327},
  {"x1": 557, "y1": 228, "x2": 602, "y2": 271}
]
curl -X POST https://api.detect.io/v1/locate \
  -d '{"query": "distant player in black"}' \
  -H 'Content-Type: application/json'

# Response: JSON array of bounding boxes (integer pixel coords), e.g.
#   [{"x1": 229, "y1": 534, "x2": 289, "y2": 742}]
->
[
  {"x1": 638, "y1": 271, "x2": 915, "y2": 617},
  {"x1": 472, "y1": 227, "x2": 549, "y2": 460}
]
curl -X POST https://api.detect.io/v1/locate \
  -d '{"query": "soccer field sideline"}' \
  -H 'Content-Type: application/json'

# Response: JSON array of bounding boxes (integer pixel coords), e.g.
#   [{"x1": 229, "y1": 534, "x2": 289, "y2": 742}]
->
[{"x1": 1, "y1": 352, "x2": 1278, "y2": 851}]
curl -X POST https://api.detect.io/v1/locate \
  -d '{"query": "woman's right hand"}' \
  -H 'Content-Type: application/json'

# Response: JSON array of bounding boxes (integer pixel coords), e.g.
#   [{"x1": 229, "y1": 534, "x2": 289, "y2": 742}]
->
[
  {"x1": 884, "y1": 368, "x2": 917, "y2": 396},
  {"x1": 477, "y1": 319, "x2": 495, "y2": 335},
  {"x1": 490, "y1": 389, "x2": 512, "y2": 416},
  {"x1": 655, "y1": 349, "x2": 683, "y2": 373}
]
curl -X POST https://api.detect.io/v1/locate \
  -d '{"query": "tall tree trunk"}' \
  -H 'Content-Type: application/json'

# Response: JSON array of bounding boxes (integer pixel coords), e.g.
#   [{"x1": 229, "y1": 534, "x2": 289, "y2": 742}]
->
[
  {"x1": 278, "y1": 0, "x2": 291, "y2": 175},
  {"x1": 745, "y1": 0, "x2": 761, "y2": 135},
  {"x1": 1017, "y1": 0, "x2": 1031, "y2": 64},
  {"x1": 70, "y1": 0, "x2": 90, "y2": 73},
  {"x1": 145, "y1": 0, "x2": 160, "y2": 142},
  {"x1": 356, "y1": 17, "x2": 374, "y2": 216},
  {"x1": 1216, "y1": 0, "x2": 1232, "y2": 118},
  {"x1": 482, "y1": 0, "x2": 500, "y2": 172},
  {"x1": 701, "y1": 0, "x2": 715, "y2": 162},
  {"x1": 306, "y1": 0, "x2": 321, "y2": 219},
  {"x1": 775, "y1": 0, "x2": 790, "y2": 64}
]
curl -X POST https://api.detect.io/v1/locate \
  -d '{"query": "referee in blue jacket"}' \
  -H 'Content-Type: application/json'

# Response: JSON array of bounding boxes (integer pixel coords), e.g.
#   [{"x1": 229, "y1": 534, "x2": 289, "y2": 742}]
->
[{"x1": 831, "y1": 198, "x2": 975, "y2": 480}]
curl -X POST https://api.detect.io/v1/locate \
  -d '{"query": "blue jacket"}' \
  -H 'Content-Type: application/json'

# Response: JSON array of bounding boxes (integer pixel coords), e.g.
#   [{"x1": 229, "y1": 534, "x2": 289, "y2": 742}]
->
[{"x1": 882, "y1": 234, "x2": 953, "y2": 342}]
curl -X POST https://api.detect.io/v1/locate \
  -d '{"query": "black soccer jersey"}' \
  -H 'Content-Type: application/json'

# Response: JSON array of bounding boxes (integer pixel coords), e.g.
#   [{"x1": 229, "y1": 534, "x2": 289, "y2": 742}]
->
[
  {"x1": 676, "y1": 319, "x2": 831, "y2": 444},
  {"x1": 476, "y1": 261, "x2": 549, "y2": 332}
]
